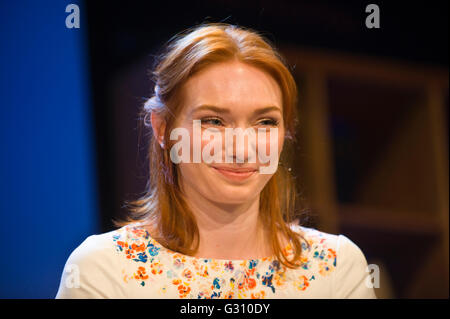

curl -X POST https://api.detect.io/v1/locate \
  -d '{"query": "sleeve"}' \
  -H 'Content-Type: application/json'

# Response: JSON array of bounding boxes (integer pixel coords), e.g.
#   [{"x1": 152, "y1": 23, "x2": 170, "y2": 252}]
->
[
  {"x1": 55, "y1": 234, "x2": 125, "y2": 299},
  {"x1": 332, "y1": 234, "x2": 377, "y2": 299}
]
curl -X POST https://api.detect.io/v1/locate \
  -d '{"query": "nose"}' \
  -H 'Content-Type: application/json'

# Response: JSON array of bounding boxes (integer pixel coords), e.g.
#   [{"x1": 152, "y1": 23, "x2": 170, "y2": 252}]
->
[{"x1": 224, "y1": 128, "x2": 257, "y2": 164}]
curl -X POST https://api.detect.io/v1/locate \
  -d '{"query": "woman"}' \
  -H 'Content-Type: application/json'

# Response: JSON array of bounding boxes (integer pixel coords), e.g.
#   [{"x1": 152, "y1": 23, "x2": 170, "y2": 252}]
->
[{"x1": 56, "y1": 23, "x2": 376, "y2": 299}]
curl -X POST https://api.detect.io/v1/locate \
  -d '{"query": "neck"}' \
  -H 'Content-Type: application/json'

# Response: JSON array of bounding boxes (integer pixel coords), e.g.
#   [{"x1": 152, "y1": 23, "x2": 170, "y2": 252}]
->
[{"x1": 181, "y1": 181, "x2": 273, "y2": 260}]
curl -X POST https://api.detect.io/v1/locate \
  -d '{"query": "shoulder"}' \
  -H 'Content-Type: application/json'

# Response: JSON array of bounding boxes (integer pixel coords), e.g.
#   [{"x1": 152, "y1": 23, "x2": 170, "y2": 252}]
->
[
  {"x1": 65, "y1": 229, "x2": 121, "y2": 268},
  {"x1": 289, "y1": 224, "x2": 367, "y2": 261},
  {"x1": 289, "y1": 223, "x2": 340, "y2": 253},
  {"x1": 56, "y1": 227, "x2": 128, "y2": 298},
  {"x1": 73, "y1": 230, "x2": 118, "y2": 259},
  {"x1": 289, "y1": 224, "x2": 377, "y2": 298}
]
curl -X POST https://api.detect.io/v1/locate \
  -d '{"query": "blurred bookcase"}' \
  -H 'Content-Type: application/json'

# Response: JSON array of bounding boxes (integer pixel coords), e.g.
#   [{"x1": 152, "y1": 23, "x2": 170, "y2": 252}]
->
[{"x1": 282, "y1": 46, "x2": 449, "y2": 298}]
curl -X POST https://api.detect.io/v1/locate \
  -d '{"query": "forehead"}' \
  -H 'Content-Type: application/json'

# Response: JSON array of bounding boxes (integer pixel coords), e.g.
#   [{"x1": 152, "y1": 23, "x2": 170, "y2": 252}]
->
[{"x1": 179, "y1": 60, "x2": 282, "y2": 113}]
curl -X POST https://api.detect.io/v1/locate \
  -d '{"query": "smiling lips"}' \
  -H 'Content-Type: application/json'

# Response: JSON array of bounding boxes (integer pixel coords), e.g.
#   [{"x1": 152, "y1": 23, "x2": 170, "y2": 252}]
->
[{"x1": 211, "y1": 166, "x2": 258, "y2": 182}]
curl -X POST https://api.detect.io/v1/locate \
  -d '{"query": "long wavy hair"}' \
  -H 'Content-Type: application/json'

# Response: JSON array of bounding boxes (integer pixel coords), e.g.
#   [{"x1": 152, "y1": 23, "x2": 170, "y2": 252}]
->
[{"x1": 118, "y1": 23, "x2": 310, "y2": 269}]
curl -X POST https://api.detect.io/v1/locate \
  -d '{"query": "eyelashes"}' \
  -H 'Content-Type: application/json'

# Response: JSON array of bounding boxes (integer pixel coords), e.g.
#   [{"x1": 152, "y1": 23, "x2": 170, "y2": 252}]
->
[
  {"x1": 201, "y1": 117, "x2": 224, "y2": 126},
  {"x1": 200, "y1": 117, "x2": 280, "y2": 127},
  {"x1": 258, "y1": 118, "x2": 279, "y2": 126}
]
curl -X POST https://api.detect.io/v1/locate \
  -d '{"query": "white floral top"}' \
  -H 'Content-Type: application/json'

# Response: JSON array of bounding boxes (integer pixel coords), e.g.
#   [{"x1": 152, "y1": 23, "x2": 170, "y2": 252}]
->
[{"x1": 56, "y1": 223, "x2": 376, "y2": 299}]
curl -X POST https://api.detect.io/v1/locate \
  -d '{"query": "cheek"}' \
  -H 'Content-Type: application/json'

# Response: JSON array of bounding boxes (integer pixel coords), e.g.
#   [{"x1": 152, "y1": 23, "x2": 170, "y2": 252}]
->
[
  {"x1": 178, "y1": 163, "x2": 211, "y2": 189},
  {"x1": 278, "y1": 133, "x2": 284, "y2": 155},
  {"x1": 258, "y1": 129, "x2": 284, "y2": 157},
  {"x1": 200, "y1": 131, "x2": 222, "y2": 157}
]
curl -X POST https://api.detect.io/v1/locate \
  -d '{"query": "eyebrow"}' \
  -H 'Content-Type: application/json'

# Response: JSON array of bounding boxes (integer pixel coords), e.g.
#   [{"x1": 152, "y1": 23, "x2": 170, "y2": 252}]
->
[{"x1": 191, "y1": 104, "x2": 282, "y2": 116}]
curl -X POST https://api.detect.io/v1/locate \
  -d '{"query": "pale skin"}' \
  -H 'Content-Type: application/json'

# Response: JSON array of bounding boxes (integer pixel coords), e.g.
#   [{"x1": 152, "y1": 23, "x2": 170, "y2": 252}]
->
[{"x1": 150, "y1": 60, "x2": 290, "y2": 260}]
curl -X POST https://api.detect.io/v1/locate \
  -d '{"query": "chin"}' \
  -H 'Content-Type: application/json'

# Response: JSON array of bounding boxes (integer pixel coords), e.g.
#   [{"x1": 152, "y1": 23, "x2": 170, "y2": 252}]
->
[
  {"x1": 208, "y1": 183, "x2": 262, "y2": 204},
  {"x1": 180, "y1": 164, "x2": 270, "y2": 204},
  {"x1": 209, "y1": 193, "x2": 256, "y2": 205}
]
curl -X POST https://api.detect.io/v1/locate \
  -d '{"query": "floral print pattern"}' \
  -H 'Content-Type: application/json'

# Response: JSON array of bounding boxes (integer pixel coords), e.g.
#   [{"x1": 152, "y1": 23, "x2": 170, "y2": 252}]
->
[{"x1": 112, "y1": 224, "x2": 338, "y2": 299}]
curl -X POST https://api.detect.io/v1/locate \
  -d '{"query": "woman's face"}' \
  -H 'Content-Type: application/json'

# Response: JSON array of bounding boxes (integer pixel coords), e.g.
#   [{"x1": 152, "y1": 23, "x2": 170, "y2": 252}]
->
[{"x1": 171, "y1": 60, "x2": 285, "y2": 205}]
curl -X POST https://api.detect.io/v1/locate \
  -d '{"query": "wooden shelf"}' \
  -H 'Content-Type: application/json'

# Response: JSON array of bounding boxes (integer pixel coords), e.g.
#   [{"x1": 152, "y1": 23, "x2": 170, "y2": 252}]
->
[
  {"x1": 282, "y1": 46, "x2": 448, "y2": 298},
  {"x1": 338, "y1": 204, "x2": 439, "y2": 235}
]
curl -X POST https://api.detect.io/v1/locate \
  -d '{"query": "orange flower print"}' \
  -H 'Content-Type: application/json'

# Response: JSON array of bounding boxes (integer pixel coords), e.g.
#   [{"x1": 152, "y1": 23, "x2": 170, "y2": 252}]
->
[
  {"x1": 295, "y1": 275, "x2": 309, "y2": 291},
  {"x1": 191, "y1": 259, "x2": 200, "y2": 271},
  {"x1": 251, "y1": 290, "x2": 266, "y2": 299},
  {"x1": 172, "y1": 279, "x2": 181, "y2": 285},
  {"x1": 224, "y1": 290, "x2": 234, "y2": 299},
  {"x1": 121, "y1": 241, "x2": 147, "y2": 261},
  {"x1": 327, "y1": 248, "x2": 337, "y2": 267},
  {"x1": 327, "y1": 248, "x2": 337, "y2": 259},
  {"x1": 197, "y1": 265, "x2": 209, "y2": 277},
  {"x1": 318, "y1": 261, "x2": 334, "y2": 276},
  {"x1": 300, "y1": 256, "x2": 310, "y2": 270},
  {"x1": 273, "y1": 271, "x2": 286, "y2": 287},
  {"x1": 131, "y1": 243, "x2": 146, "y2": 253},
  {"x1": 150, "y1": 261, "x2": 163, "y2": 275},
  {"x1": 134, "y1": 266, "x2": 148, "y2": 280},
  {"x1": 173, "y1": 254, "x2": 186, "y2": 269},
  {"x1": 177, "y1": 283, "x2": 191, "y2": 298},
  {"x1": 113, "y1": 224, "x2": 345, "y2": 298},
  {"x1": 282, "y1": 243, "x2": 293, "y2": 257},
  {"x1": 181, "y1": 268, "x2": 193, "y2": 281},
  {"x1": 121, "y1": 269, "x2": 130, "y2": 283},
  {"x1": 210, "y1": 260, "x2": 220, "y2": 272},
  {"x1": 197, "y1": 283, "x2": 213, "y2": 299},
  {"x1": 247, "y1": 277, "x2": 257, "y2": 289},
  {"x1": 133, "y1": 266, "x2": 149, "y2": 286},
  {"x1": 131, "y1": 227, "x2": 147, "y2": 238},
  {"x1": 237, "y1": 271, "x2": 257, "y2": 291},
  {"x1": 116, "y1": 240, "x2": 127, "y2": 250}
]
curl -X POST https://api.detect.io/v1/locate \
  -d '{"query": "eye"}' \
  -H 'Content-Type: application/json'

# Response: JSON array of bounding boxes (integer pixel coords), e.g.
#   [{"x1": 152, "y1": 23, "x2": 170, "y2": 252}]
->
[
  {"x1": 200, "y1": 117, "x2": 224, "y2": 126},
  {"x1": 257, "y1": 118, "x2": 279, "y2": 126}
]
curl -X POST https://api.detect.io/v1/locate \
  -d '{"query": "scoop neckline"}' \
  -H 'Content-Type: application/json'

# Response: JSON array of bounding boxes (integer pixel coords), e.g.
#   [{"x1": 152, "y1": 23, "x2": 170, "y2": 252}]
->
[{"x1": 126, "y1": 222, "x2": 298, "y2": 264}]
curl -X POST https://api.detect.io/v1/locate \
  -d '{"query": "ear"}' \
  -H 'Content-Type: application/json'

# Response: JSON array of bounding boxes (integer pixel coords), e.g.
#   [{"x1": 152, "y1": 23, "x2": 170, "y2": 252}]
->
[{"x1": 150, "y1": 111, "x2": 166, "y2": 148}]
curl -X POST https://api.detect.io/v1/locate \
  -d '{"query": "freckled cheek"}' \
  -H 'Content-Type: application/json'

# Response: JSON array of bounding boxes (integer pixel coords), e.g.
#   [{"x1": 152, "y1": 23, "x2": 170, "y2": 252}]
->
[
  {"x1": 200, "y1": 132, "x2": 221, "y2": 157},
  {"x1": 201, "y1": 134, "x2": 214, "y2": 148},
  {"x1": 258, "y1": 132, "x2": 284, "y2": 157},
  {"x1": 187, "y1": 128, "x2": 216, "y2": 157}
]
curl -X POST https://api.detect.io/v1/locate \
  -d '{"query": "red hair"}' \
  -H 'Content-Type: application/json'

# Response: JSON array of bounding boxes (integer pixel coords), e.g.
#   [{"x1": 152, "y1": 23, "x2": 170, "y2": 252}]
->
[{"x1": 118, "y1": 23, "x2": 309, "y2": 269}]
